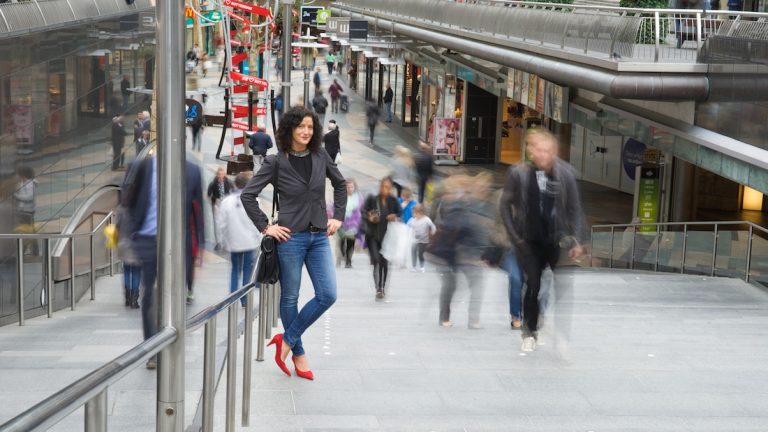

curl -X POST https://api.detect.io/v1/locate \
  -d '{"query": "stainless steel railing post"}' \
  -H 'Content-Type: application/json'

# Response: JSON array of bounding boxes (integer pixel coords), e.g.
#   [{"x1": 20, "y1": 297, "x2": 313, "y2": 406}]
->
[
  {"x1": 84, "y1": 389, "x2": 107, "y2": 432},
  {"x1": 256, "y1": 284, "x2": 266, "y2": 361},
  {"x1": 226, "y1": 304, "x2": 237, "y2": 432},
  {"x1": 608, "y1": 226, "x2": 615, "y2": 269},
  {"x1": 17, "y1": 238, "x2": 24, "y2": 326},
  {"x1": 589, "y1": 229, "x2": 594, "y2": 267},
  {"x1": 265, "y1": 284, "x2": 273, "y2": 339},
  {"x1": 108, "y1": 214, "x2": 114, "y2": 277},
  {"x1": 272, "y1": 283, "x2": 280, "y2": 327},
  {"x1": 90, "y1": 233, "x2": 96, "y2": 300},
  {"x1": 745, "y1": 225, "x2": 753, "y2": 283},
  {"x1": 711, "y1": 224, "x2": 719, "y2": 277},
  {"x1": 46, "y1": 238, "x2": 53, "y2": 318},
  {"x1": 242, "y1": 290, "x2": 254, "y2": 427},
  {"x1": 654, "y1": 224, "x2": 661, "y2": 272},
  {"x1": 680, "y1": 224, "x2": 688, "y2": 274},
  {"x1": 630, "y1": 226, "x2": 637, "y2": 270},
  {"x1": 202, "y1": 318, "x2": 216, "y2": 432},
  {"x1": 654, "y1": 11, "x2": 661, "y2": 62},
  {"x1": 70, "y1": 236, "x2": 76, "y2": 311}
]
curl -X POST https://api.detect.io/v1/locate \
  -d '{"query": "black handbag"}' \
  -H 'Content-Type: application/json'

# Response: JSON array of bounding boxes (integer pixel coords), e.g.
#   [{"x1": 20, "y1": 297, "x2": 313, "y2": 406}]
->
[{"x1": 255, "y1": 162, "x2": 280, "y2": 285}]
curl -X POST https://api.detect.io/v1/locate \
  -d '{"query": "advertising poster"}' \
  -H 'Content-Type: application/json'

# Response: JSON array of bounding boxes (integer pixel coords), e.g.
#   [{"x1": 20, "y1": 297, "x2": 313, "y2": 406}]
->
[
  {"x1": 506, "y1": 70, "x2": 515, "y2": 100},
  {"x1": 520, "y1": 72, "x2": 529, "y2": 106},
  {"x1": 535, "y1": 77, "x2": 546, "y2": 113},
  {"x1": 3, "y1": 105, "x2": 33, "y2": 148},
  {"x1": 433, "y1": 117, "x2": 461, "y2": 157},
  {"x1": 637, "y1": 166, "x2": 661, "y2": 232},
  {"x1": 527, "y1": 73, "x2": 538, "y2": 108},
  {"x1": 514, "y1": 70, "x2": 523, "y2": 102}
]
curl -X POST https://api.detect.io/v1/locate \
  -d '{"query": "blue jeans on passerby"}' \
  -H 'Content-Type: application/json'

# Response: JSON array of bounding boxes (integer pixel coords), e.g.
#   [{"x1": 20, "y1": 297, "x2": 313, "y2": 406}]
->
[
  {"x1": 230, "y1": 250, "x2": 255, "y2": 306},
  {"x1": 123, "y1": 264, "x2": 141, "y2": 297},
  {"x1": 385, "y1": 102, "x2": 392, "y2": 122},
  {"x1": 501, "y1": 249, "x2": 523, "y2": 320},
  {"x1": 134, "y1": 235, "x2": 158, "y2": 340},
  {"x1": 277, "y1": 231, "x2": 337, "y2": 356}
]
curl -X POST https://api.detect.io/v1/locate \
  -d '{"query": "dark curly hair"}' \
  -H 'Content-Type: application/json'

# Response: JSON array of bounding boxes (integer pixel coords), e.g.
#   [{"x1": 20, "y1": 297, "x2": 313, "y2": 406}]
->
[{"x1": 276, "y1": 106, "x2": 323, "y2": 153}]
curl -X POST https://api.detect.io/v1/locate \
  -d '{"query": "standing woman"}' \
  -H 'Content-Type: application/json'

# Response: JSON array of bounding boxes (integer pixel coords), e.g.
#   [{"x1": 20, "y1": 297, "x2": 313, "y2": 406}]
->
[
  {"x1": 241, "y1": 106, "x2": 346, "y2": 380},
  {"x1": 363, "y1": 177, "x2": 402, "y2": 300}
]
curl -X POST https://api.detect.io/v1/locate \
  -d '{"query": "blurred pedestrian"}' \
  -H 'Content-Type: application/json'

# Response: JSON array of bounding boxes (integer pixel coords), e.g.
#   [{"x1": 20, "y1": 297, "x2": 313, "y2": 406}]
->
[
  {"x1": 136, "y1": 130, "x2": 150, "y2": 155},
  {"x1": 435, "y1": 174, "x2": 493, "y2": 329},
  {"x1": 133, "y1": 111, "x2": 145, "y2": 142},
  {"x1": 120, "y1": 75, "x2": 131, "y2": 113},
  {"x1": 383, "y1": 83, "x2": 394, "y2": 123},
  {"x1": 336, "y1": 178, "x2": 364, "y2": 268},
  {"x1": 415, "y1": 141, "x2": 434, "y2": 203},
  {"x1": 311, "y1": 89, "x2": 329, "y2": 128},
  {"x1": 116, "y1": 204, "x2": 141, "y2": 309},
  {"x1": 216, "y1": 171, "x2": 262, "y2": 306},
  {"x1": 313, "y1": 67, "x2": 322, "y2": 90},
  {"x1": 13, "y1": 166, "x2": 37, "y2": 255},
  {"x1": 322, "y1": 120, "x2": 341, "y2": 163},
  {"x1": 248, "y1": 127, "x2": 274, "y2": 171},
  {"x1": 274, "y1": 91, "x2": 284, "y2": 123},
  {"x1": 326, "y1": 51, "x2": 335, "y2": 75},
  {"x1": 348, "y1": 64, "x2": 357, "y2": 90},
  {"x1": 329, "y1": 79, "x2": 343, "y2": 113},
  {"x1": 123, "y1": 154, "x2": 204, "y2": 369},
  {"x1": 391, "y1": 145, "x2": 415, "y2": 197},
  {"x1": 240, "y1": 106, "x2": 347, "y2": 380},
  {"x1": 365, "y1": 102, "x2": 380, "y2": 146},
  {"x1": 500, "y1": 128, "x2": 587, "y2": 352},
  {"x1": 407, "y1": 204, "x2": 435, "y2": 273},
  {"x1": 111, "y1": 115, "x2": 128, "y2": 170},
  {"x1": 190, "y1": 111, "x2": 204, "y2": 152},
  {"x1": 398, "y1": 187, "x2": 417, "y2": 224},
  {"x1": 207, "y1": 167, "x2": 233, "y2": 250},
  {"x1": 363, "y1": 177, "x2": 401, "y2": 300}
]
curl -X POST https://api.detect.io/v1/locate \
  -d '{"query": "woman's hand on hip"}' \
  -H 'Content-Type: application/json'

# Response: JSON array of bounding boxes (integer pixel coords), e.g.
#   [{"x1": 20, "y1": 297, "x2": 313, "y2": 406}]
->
[
  {"x1": 326, "y1": 219, "x2": 342, "y2": 236},
  {"x1": 265, "y1": 225, "x2": 292, "y2": 242}
]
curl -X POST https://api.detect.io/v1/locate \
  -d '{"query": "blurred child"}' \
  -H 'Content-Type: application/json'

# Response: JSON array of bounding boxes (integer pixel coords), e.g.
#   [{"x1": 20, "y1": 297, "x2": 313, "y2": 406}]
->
[
  {"x1": 407, "y1": 204, "x2": 436, "y2": 272},
  {"x1": 398, "y1": 187, "x2": 417, "y2": 224}
]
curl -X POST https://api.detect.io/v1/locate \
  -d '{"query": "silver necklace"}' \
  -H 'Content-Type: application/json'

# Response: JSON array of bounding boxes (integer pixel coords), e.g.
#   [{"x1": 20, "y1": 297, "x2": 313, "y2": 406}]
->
[{"x1": 289, "y1": 148, "x2": 311, "y2": 157}]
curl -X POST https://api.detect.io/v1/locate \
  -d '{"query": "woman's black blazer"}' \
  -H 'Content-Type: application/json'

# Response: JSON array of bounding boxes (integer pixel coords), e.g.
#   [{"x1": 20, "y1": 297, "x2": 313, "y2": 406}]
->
[{"x1": 240, "y1": 150, "x2": 347, "y2": 233}]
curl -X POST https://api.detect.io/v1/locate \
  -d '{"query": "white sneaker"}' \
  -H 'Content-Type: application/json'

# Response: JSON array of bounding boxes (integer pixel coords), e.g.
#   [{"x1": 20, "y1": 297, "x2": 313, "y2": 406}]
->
[
  {"x1": 420, "y1": 267, "x2": 425, "y2": 273},
  {"x1": 411, "y1": 267, "x2": 418, "y2": 272},
  {"x1": 521, "y1": 336, "x2": 536, "y2": 352}
]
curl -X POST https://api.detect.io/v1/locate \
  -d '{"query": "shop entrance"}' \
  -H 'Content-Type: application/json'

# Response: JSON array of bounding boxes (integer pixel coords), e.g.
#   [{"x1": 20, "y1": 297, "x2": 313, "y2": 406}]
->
[
  {"x1": 464, "y1": 82, "x2": 497, "y2": 164},
  {"x1": 401, "y1": 63, "x2": 420, "y2": 127}
]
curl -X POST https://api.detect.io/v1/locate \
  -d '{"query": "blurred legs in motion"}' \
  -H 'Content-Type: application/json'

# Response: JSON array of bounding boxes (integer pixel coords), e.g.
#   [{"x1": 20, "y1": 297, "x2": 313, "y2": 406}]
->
[
  {"x1": 500, "y1": 249, "x2": 523, "y2": 328},
  {"x1": 367, "y1": 236, "x2": 388, "y2": 298},
  {"x1": 439, "y1": 265, "x2": 485, "y2": 327},
  {"x1": 520, "y1": 244, "x2": 559, "y2": 338}
]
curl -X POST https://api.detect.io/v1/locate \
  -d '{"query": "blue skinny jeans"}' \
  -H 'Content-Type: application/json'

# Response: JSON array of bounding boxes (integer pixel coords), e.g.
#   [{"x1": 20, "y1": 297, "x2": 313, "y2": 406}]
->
[{"x1": 277, "y1": 232, "x2": 337, "y2": 356}]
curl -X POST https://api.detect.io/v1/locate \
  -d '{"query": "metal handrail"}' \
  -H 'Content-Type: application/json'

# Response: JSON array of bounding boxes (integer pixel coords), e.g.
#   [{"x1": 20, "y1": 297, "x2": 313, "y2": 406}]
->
[
  {"x1": 9, "y1": 210, "x2": 116, "y2": 326},
  {"x1": 0, "y1": 273, "x2": 281, "y2": 432},
  {"x1": 590, "y1": 220, "x2": 768, "y2": 283},
  {"x1": 0, "y1": 327, "x2": 177, "y2": 432}
]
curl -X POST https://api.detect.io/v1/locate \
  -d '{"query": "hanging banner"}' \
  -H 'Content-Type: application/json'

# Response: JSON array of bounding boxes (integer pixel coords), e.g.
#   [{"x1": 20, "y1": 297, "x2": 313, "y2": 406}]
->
[
  {"x1": 231, "y1": 52, "x2": 248, "y2": 65},
  {"x1": 232, "y1": 85, "x2": 249, "y2": 93},
  {"x1": 432, "y1": 118, "x2": 461, "y2": 157},
  {"x1": 230, "y1": 71, "x2": 268, "y2": 89},
  {"x1": 231, "y1": 120, "x2": 252, "y2": 132},
  {"x1": 227, "y1": 11, "x2": 251, "y2": 26},
  {"x1": 232, "y1": 105, "x2": 268, "y2": 117},
  {"x1": 223, "y1": 0, "x2": 271, "y2": 18}
]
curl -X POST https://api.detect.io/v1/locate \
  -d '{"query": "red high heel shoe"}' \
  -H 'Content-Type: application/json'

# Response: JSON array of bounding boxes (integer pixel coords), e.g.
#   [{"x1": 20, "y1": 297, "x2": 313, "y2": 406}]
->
[
  {"x1": 292, "y1": 356, "x2": 314, "y2": 381},
  {"x1": 267, "y1": 334, "x2": 291, "y2": 377}
]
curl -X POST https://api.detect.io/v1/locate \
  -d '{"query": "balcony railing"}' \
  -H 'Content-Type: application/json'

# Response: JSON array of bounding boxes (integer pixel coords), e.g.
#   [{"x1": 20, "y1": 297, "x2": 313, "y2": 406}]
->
[
  {"x1": 591, "y1": 220, "x2": 768, "y2": 285},
  {"x1": 335, "y1": 0, "x2": 768, "y2": 65}
]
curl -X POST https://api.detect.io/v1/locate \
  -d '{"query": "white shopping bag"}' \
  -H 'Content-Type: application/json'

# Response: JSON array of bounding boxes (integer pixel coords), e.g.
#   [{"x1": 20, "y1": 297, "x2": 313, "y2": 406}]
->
[{"x1": 380, "y1": 221, "x2": 411, "y2": 268}]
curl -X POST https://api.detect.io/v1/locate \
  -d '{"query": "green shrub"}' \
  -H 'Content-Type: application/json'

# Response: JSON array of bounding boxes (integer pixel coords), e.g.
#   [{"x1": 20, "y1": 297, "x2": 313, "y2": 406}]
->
[{"x1": 621, "y1": 0, "x2": 671, "y2": 44}]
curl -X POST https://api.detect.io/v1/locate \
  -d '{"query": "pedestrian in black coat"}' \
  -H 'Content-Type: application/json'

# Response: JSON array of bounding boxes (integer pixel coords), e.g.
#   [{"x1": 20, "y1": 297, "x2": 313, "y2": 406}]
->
[
  {"x1": 322, "y1": 120, "x2": 341, "y2": 161},
  {"x1": 111, "y1": 116, "x2": 128, "y2": 170}
]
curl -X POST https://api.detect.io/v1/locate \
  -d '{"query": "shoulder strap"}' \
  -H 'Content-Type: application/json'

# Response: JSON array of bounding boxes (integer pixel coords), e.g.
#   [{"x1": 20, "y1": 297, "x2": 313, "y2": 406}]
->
[{"x1": 271, "y1": 157, "x2": 279, "y2": 220}]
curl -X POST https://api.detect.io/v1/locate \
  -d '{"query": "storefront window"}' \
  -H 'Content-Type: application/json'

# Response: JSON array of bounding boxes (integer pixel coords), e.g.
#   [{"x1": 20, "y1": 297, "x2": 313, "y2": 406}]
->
[{"x1": 402, "y1": 63, "x2": 420, "y2": 126}]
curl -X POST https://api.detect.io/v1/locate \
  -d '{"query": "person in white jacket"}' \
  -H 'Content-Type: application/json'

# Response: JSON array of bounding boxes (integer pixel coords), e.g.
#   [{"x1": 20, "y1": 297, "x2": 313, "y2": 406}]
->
[{"x1": 216, "y1": 171, "x2": 263, "y2": 306}]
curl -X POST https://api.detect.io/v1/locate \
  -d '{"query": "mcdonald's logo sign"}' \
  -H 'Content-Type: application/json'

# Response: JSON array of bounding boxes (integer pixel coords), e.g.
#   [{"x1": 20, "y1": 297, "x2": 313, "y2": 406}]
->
[{"x1": 185, "y1": 7, "x2": 195, "y2": 18}]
